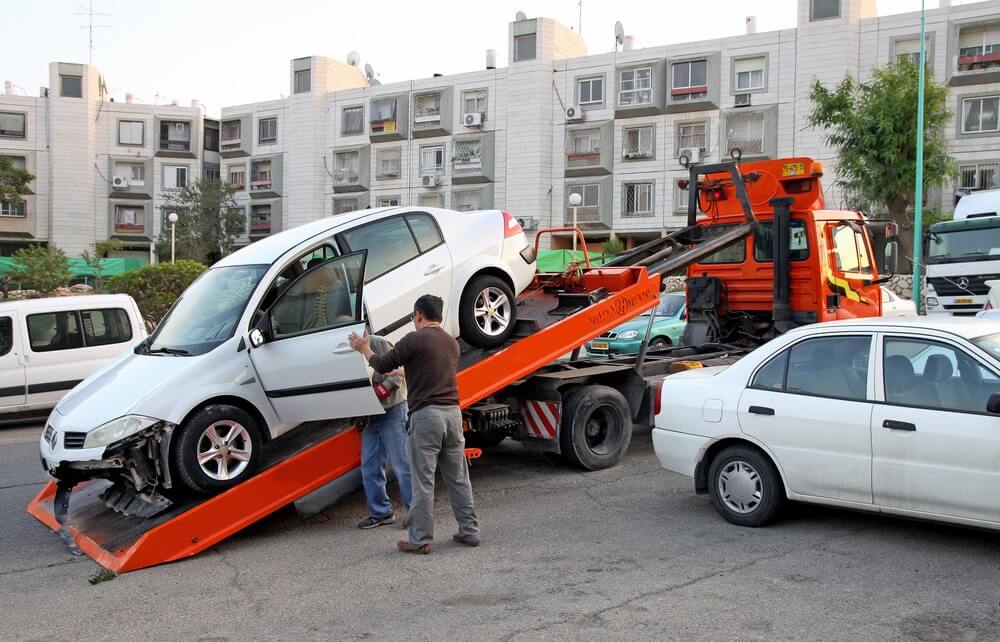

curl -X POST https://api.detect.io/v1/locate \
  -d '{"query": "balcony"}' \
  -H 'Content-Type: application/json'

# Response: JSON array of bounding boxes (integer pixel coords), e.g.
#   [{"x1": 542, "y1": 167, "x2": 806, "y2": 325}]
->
[
  {"x1": 369, "y1": 94, "x2": 409, "y2": 142},
  {"x1": 666, "y1": 53, "x2": 721, "y2": 113},
  {"x1": 155, "y1": 117, "x2": 196, "y2": 158},
  {"x1": 412, "y1": 87, "x2": 453, "y2": 138},
  {"x1": 451, "y1": 133, "x2": 494, "y2": 184},
  {"x1": 950, "y1": 24, "x2": 1000, "y2": 86},
  {"x1": 565, "y1": 121, "x2": 613, "y2": 177},
  {"x1": 109, "y1": 202, "x2": 152, "y2": 240},
  {"x1": 249, "y1": 202, "x2": 282, "y2": 238},
  {"x1": 108, "y1": 158, "x2": 153, "y2": 199},
  {"x1": 248, "y1": 156, "x2": 282, "y2": 199},
  {"x1": 0, "y1": 198, "x2": 36, "y2": 238},
  {"x1": 333, "y1": 193, "x2": 370, "y2": 214},
  {"x1": 219, "y1": 115, "x2": 250, "y2": 157},
  {"x1": 564, "y1": 176, "x2": 612, "y2": 230},
  {"x1": 452, "y1": 184, "x2": 494, "y2": 212},
  {"x1": 721, "y1": 106, "x2": 778, "y2": 160},
  {"x1": 332, "y1": 145, "x2": 371, "y2": 193},
  {"x1": 615, "y1": 60, "x2": 667, "y2": 119},
  {"x1": 376, "y1": 148, "x2": 402, "y2": 181}
]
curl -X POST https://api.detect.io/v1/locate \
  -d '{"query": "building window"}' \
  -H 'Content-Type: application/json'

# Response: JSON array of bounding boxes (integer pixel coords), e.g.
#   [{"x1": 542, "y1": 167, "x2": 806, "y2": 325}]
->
[
  {"x1": 370, "y1": 98, "x2": 398, "y2": 133},
  {"x1": 418, "y1": 193, "x2": 444, "y2": 208},
  {"x1": 961, "y1": 96, "x2": 1000, "y2": 134},
  {"x1": 462, "y1": 89, "x2": 488, "y2": 118},
  {"x1": 414, "y1": 93, "x2": 442, "y2": 125},
  {"x1": 453, "y1": 190, "x2": 482, "y2": 212},
  {"x1": 578, "y1": 77, "x2": 604, "y2": 106},
  {"x1": 228, "y1": 164, "x2": 246, "y2": 189},
  {"x1": 378, "y1": 196, "x2": 401, "y2": 207},
  {"x1": 342, "y1": 106, "x2": 364, "y2": 135},
  {"x1": 726, "y1": 111, "x2": 765, "y2": 155},
  {"x1": 619, "y1": 67, "x2": 652, "y2": 106},
  {"x1": 734, "y1": 57, "x2": 765, "y2": 92},
  {"x1": 452, "y1": 138, "x2": 483, "y2": 175},
  {"x1": 118, "y1": 120, "x2": 144, "y2": 146},
  {"x1": 811, "y1": 0, "x2": 840, "y2": 20},
  {"x1": 420, "y1": 145, "x2": 445, "y2": 176},
  {"x1": 623, "y1": 182, "x2": 654, "y2": 217},
  {"x1": 4, "y1": 156, "x2": 26, "y2": 170},
  {"x1": 250, "y1": 160, "x2": 273, "y2": 192},
  {"x1": 0, "y1": 200, "x2": 26, "y2": 218},
  {"x1": 567, "y1": 184, "x2": 601, "y2": 224},
  {"x1": 672, "y1": 60, "x2": 708, "y2": 99},
  {"x1": 159, "y1": 120, "x2": 191, "y2": 152},
  {"x1": 376, "y1": 147, "x2": 402, "y2": 179},
  {"x1": 567, "y1": 128, "x2": 602, "y2": 168},
  {"x1": 958, "y1": 25, "x2": 1000, "y2": 71},
  {"x1": 114, "y1": 205, "x2": 145, "y2": 233},
  {"x1": 958, "y1": 162, "x2": 1000, "y2": 191},
  {"x1": 163, "y1": 165, "x2": 189, "y2": 190},
  {"x1": 294, "y1": 69, "x2": 310, "y2": 93},
  {"x1": 894, "y1": 37, "x2": 927, "y2": 65},
  {"x1": 514, "y1": 34, "x2": 536, "y2": 62},
  {"x1": 204, "y1": 166, "x2": 220, "y2": 181},
  {"x1": 221, "y1": 120, "x2": 242, "y2": 150},
  {"x1": 60, "y1": 75, "x2": 82, "y2": 98},
  {"x1": 623, "y1": 125, "x2": 654, "y2": 160},
  {"x1": 258, "y1": 117, "x2": 277, "y2": 144},
  {"x1": 673, "y1": 179, "x2": 691, "y2": 212},
  {"x1": 334, "y1": 150, "x2": 360, "y2": 185},
  {"x1": 0, "y1": 112, "x2": 26, "y2": 138},
  {"x1": 250, "y1": 204, "x2": 272, "y2": 235},
  {"x1": 677, "y1": 121, "x2": 708, "y2": 152},
  {"x1": 114, "y1": 162, "x2": 145, "y2": 187},
  {"x1": 333, "y1": 198, "x2": 360, "y2": 214}
]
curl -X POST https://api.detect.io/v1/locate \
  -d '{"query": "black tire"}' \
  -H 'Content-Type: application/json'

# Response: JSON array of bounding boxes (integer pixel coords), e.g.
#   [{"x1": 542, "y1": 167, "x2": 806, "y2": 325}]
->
[
  {"x1": 463, "y1": 432, "x2": 507, "y2": 449},
  {"x1": 559, "y1": 385, "x2": 632, "y2": 470},
  {"x1": 173, "y1": 404, "x2": 264, "y2": 494},
  {"x1": 707, "y1": 445, "x2": 785, "y2": 527},
  {"x1": 649, "y1": 337, "x2": 670, "y2": 349},
  {"x1": 459, "y1": 275, "x2": 517, "y2": 349}
]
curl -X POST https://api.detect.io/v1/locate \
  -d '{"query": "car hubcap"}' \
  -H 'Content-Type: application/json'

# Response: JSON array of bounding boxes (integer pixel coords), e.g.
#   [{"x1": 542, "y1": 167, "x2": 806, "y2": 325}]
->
[
  {"x1": 474, "y1": 287, "x2": 511, "y2": 337},
  {"x1": 718, "y1": 460, "x2": 763, "y2": 514},
  {"x1": 197, "y1": 420, "x2": 252, "y2": 481}
]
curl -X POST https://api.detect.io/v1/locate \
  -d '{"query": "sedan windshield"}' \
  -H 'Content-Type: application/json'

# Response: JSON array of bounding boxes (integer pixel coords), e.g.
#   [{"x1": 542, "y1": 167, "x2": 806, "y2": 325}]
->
[
  {"x1": 146, "y1": 265, "x2": 268, "y2": 356},
  {"x1": 972, "y1": 332, "x2": 1000, "y2": 361},
  {"x1": 645, "y1": 295, "x2": 685, "y2": 317}
]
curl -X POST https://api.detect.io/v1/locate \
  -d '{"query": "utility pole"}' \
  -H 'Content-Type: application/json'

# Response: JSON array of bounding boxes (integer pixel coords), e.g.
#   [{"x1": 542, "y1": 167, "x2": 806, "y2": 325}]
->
[
  {"x1": 75, "y1": 1, "x2": 110, "y2": 65},
  {"x1": 912, "y1": 0, "x2": 926, "y2": 312}
]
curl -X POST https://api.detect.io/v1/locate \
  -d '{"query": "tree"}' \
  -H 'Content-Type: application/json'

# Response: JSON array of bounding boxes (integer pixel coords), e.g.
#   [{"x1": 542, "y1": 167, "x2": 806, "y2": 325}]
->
[
  {"x1": 0, "y1": 155, "x2": 34, "y2": 204},
  {"x1": 106, "y1": 260, "x2": 206, "y2": 330},
  {"x1": 157, "y1": 179, "x2": 244, "y2": 264},
  {"x1": 808, "y1": 56, "x2": 954, "y2": 267},
  {"x1": 80, "y1": 239, "x2": 124, "y2": 292},
  {"x1": 11, "y1": 245, "x2": 72, "y2": 295}
]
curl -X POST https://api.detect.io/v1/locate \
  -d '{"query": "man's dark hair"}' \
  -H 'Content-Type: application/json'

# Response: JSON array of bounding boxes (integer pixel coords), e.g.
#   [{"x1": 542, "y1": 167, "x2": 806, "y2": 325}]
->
[{"x1": 414, "y1": 294, "x2": 444, "y2": 322}]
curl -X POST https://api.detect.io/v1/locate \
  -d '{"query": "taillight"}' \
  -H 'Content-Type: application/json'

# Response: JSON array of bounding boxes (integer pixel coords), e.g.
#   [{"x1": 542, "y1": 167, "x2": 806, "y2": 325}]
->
[
  {"x1": 654, "y1": 379, "x2": 665, "y2": 415},
  {"x1": 502, "y1": 211, "x2": 523, "y2": 238}
]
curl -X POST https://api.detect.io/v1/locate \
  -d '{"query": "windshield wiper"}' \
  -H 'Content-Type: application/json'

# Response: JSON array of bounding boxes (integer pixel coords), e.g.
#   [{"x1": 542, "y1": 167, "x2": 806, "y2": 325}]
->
[{"x1": 147, "y1": 346, "x2": 191, "y2": 356}]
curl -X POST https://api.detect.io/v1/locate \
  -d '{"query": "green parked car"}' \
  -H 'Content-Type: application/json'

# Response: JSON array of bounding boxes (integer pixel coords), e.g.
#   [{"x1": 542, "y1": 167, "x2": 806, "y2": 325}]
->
[{"x1": 586, "y1": 292, "x2": 686, "y2": 356}]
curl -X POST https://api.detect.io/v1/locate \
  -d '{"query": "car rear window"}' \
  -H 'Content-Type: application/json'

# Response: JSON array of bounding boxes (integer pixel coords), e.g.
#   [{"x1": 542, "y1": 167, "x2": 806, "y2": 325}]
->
[
  {"x1": 342, "y1": 216, "x2": 420, "y2": 282},
  {"x1": 406, "y1": 213, "x2": 444, "y2": 253},
  {"x1": 0, "y1": 317, "x2": 11, "y2": 357},
  {"x1": 81, "y1": 308, "x2": 133, "y2": 346}
]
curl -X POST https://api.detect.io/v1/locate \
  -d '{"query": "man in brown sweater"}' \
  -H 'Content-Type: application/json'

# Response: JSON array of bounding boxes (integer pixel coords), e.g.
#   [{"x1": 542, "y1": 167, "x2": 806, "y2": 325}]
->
[{"x1": 348, "y1": 294, "x2": 479, "y2": 554}]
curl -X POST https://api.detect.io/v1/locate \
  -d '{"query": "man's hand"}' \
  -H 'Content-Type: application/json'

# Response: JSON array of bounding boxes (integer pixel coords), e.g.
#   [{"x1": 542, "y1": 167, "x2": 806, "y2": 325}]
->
[{"x1": 348, "y1": 330, "x2": 373, "y2": 358}]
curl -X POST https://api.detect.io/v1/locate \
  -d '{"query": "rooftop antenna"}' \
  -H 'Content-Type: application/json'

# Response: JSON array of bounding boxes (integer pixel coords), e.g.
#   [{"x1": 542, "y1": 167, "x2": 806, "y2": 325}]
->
[
  {"x1": 346, "y1": 51, "x2": 361, "y2": 67},
  {"x1": 515, "y1": 11, "x2": 527, "y2": 21},
  {"x1": 74, "y1": 1, "x2": 111, "y2": 65},
  {"x1": 614, "y1": 21, "x2": 625, "y2": 51},
  {"x1": 364, "y1": 63, "x2": 381, "y2": 86}
]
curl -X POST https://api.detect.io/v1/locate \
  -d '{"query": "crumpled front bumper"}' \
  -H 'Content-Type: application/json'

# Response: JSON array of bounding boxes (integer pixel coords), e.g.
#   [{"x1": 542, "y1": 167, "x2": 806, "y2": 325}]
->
[{"x1": 38, "y1": 410, "x2": 110, "y2": 477}]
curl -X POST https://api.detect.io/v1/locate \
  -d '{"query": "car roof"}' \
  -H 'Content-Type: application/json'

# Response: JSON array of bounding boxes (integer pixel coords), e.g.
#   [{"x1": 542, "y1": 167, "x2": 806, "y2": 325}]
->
[
  {"x1": 0, "y1": 293, "x2": 134, "y2": 312},
  {"x1": 785, "y1": 316, "x2": 1000, "y2": 341}
]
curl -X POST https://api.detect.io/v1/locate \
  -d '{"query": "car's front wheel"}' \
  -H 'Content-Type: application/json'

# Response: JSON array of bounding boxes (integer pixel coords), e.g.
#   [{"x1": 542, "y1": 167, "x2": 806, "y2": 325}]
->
[
  {"x1": 173, "y1": 404, "x2": 263, "y2": 494},
  {"x1": 459, "y1": 275, "x2": 517, "y2": 348},
  {"x1": 707, "y1": 445, "x2": 784, "y2": 527}
]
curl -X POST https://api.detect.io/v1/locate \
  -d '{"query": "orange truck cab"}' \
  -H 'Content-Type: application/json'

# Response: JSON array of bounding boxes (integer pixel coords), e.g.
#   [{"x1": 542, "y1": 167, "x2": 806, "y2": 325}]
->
[{"x1": 681, "y1": 157, "x2": 898, "y2": 346}]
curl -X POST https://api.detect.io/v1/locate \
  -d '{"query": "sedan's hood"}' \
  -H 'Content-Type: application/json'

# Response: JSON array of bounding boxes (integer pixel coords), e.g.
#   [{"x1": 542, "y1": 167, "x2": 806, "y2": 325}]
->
[{"x1": 55, "y1": 352, "x2": 196, "y2": 431}]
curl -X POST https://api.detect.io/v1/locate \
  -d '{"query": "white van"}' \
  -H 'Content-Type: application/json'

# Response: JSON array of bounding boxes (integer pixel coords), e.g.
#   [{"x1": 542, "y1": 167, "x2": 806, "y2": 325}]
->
[
  {"x1": 953, "y1": 189, "x2": 1000, "y2": 220},
  {"x1": 0, "y1": 294, "x2": 146, "y2": 416}
]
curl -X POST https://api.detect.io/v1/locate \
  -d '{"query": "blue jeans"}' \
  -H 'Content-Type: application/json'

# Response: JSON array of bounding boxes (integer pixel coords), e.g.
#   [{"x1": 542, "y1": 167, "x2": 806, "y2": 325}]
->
[{"x1": 361, "y1": 402, "x2": 413, "y2": 518}]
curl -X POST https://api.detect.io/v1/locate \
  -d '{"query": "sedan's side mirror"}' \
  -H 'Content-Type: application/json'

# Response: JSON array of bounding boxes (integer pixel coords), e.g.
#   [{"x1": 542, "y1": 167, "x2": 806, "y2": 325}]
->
[
  {"x1": 884, "y1": 240, "x2": 899, "y2": 276},
  {"x1": 249, "y1": 328, "x2": 265, "y2": 348},
  {"x1": 987, "y1": 392, "x2": 1000, "y2": 415},
  {"x1": 249, "y1": 313, "x2": 270, "y2": 348}
]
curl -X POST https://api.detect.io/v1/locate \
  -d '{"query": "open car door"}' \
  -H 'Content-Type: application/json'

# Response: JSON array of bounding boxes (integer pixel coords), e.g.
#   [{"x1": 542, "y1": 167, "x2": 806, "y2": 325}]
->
[{"x1": 248, "y1": 250, "x2": 383, "y2": 423}]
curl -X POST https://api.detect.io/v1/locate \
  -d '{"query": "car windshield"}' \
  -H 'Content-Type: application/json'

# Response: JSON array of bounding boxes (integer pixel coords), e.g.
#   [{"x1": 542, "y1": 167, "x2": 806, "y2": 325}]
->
[
  {"x1": 972, "y1": 332, "x2": 1000, "y2": 361},
  {"x1": 927, "y1": 224, "x2": 1000, "y2": 263},
  {"x1": 146, "y1": 265, "x2": 268, "y2": 356},
  {"x1": 645, "y1": 295, "x2": 684, "y2": 317}
]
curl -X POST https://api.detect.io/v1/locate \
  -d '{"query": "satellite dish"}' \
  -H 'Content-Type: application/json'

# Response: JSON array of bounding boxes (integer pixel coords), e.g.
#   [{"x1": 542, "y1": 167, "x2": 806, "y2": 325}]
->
[
  {"x1": 515, "y1": 10, "x2": 527, "y2": 21},
  {"x1": 346, "y1": 51, "x2": 361, "y2": 67},
  {"x1": 364, "y1": 63, "x2": 381, "y2": 86},
  {"x1": 615, "y1": 21, "x2": 625, "y2": 47}
]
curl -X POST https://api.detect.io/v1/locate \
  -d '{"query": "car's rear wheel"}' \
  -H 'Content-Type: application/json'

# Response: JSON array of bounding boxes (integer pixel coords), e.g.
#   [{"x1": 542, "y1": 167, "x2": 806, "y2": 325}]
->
[
  {"x1": 173, "y1": 404, "x2": 263, "y2": 494},
  {"x1": 459, "y1": 275, "x2": 517, "y2": 348},
  {"x1": 707, "y1": 445, "x2": 784, "y2": 527}
]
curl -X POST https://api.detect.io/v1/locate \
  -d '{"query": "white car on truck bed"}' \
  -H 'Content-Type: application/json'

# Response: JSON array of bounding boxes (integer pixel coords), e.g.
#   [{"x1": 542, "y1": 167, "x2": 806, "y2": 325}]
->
[
  {"x1": 652, "y1": 317, "x2": 1000, "y2": 532},
  {"x1": 40, "y1": 207, "x2": 536, "y2": 512}
]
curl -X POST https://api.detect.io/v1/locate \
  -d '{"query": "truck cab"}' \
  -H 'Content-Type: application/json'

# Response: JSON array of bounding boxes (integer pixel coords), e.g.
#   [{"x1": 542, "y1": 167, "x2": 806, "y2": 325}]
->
[{"x1": 682, "y1": 157, "x2": 889, "y2": 345}]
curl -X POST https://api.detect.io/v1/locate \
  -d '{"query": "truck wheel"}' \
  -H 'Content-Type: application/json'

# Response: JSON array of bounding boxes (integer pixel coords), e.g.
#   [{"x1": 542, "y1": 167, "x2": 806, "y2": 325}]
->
[
  {"x1": 463, "y1": 432, "x2": 506, "y2": 449},
  {"x1": 707, "y1": 445, "x2": 784, "y2": 527},
  {"x1": 173, "y1": 405, "x2": 263, "y2": 494},
  {"x1": 559, "y1": 385, "x2": 632, "y2": 470},
  {"x1": 459, "y1": 275, "x2": 517, "y2": 349}
]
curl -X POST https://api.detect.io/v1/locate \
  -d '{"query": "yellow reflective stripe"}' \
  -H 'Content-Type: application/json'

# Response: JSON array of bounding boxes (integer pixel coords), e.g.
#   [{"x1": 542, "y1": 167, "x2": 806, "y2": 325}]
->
[{"x1": 827, "y1": 274, "x2": 863, "y2": 303}]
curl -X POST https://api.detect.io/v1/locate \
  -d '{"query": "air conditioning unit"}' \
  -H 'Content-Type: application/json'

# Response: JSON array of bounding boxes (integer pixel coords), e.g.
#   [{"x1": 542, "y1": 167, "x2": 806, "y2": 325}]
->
[
  {"x1": 463, "y1": 112, "x2": 483, "y2": 127},
  {"x1": 516, "y1": 216, "x2": 538, "y2": 231},
  {"x1": 112, "y1": 176, "x2": 130, "y2": 188},
  {"x1": 566, "y1": 105, "x2": 586, "y2": 122},
  {"x1": 734, "y1": 93, "x2": 752, "y2": 107},
  {"x1": 422, "y1": 174, "x2": 442, "y2": 187},
  {"x1": 678, "y1": 147, "x2": 702, "y2": 167}
]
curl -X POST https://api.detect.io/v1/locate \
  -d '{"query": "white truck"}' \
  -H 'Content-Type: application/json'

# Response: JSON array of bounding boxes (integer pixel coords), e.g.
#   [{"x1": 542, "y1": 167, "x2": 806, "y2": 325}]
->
[{"x1": 925, "y1": 189, "x2": 1000, "y2": 316}]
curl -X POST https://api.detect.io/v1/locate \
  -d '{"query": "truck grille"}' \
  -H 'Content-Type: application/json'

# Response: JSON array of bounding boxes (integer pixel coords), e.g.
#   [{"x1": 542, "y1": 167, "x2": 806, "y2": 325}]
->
[
  {"x1": 927, "y1": 275, "x2": 997, "y2": 296},
  {"x1": 63, "y1": 432, "x2": 87, "y2": 449}
]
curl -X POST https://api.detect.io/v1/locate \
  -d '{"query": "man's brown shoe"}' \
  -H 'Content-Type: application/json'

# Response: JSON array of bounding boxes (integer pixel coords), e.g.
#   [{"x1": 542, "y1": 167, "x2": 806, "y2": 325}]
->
[
  {"x1": 397, "y1": 540, "x2": 431, "y2": 555},
  {"x1": 452, "y1": 533, "x2": 480, "y2": 547}
]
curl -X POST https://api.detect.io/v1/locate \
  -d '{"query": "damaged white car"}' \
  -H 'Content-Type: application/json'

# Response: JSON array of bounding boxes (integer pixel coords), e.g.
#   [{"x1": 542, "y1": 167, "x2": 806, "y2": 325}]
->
[{"x1": 39, "y1": 207, "x2": 536, "y2": 516}]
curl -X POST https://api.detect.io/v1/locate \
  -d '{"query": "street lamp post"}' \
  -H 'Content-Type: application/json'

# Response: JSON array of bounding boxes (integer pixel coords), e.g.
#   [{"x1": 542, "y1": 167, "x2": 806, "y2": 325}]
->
[
  {"x1": 913, "y1": 0, "x2": 927, "y2": 312},
  {"x1": 568, "y1": 191, "x2": 583, "y2": 256},
  {"x1": 167, "y1": 212, "x2": 179, "y2": 264}
]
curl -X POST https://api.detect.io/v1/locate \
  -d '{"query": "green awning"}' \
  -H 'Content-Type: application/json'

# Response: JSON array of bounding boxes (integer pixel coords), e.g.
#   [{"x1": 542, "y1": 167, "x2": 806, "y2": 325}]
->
[{"x1": 536, "y1": 249, "x2": 613, "y2": 272}]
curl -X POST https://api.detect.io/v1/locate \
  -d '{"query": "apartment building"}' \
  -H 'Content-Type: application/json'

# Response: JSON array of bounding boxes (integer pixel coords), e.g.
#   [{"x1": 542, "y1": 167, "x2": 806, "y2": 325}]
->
[{"x1": 5, "y1": 0, "x2": 1000, "y2": 261}]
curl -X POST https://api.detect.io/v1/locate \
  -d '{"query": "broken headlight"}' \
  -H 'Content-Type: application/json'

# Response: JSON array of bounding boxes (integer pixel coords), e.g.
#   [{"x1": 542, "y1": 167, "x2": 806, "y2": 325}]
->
[{"x1": 83, "y1": 415, "x2": 160, "y2": 449}]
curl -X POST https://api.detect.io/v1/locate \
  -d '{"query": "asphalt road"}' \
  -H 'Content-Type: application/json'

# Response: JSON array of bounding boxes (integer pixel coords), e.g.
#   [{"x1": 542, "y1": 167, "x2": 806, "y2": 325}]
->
[{"x1": 2, "y1": 421, "x2": 999, "y2": 641}]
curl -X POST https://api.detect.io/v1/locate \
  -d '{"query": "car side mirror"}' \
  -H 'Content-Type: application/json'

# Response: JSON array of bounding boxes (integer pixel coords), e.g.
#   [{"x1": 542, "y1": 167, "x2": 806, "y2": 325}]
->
[
  {"x1": 987, "y1": 392, "x2": 1000, "y2": 415},
  {"x1": 249, "y1": 314, "x2": 270, "y2": 348},
  {"x1": 884, "y1": 240, "x2": 899, "y2": 275}
]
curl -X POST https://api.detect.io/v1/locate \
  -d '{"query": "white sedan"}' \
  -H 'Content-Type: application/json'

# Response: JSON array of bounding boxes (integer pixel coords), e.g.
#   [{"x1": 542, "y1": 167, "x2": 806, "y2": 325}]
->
[
  {"x1": 880, "y1": 286, "x2": 916, "y2": 317},
  {"x1": 652, "y1": 317, "x2": 1000, "y2": 531}
]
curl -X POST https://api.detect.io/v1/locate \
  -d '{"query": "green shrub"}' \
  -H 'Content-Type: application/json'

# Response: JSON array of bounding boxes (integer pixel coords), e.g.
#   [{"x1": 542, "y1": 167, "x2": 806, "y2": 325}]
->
[
  {"x1": 602, "y1": 237, "x2": 625, "y2": 257},
  {"x1": 11, "y1": 244, "x2": 72, "y2": 295},
  {"x1": 107, "y1": 260, "x2": 206, "y2": 330}
]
